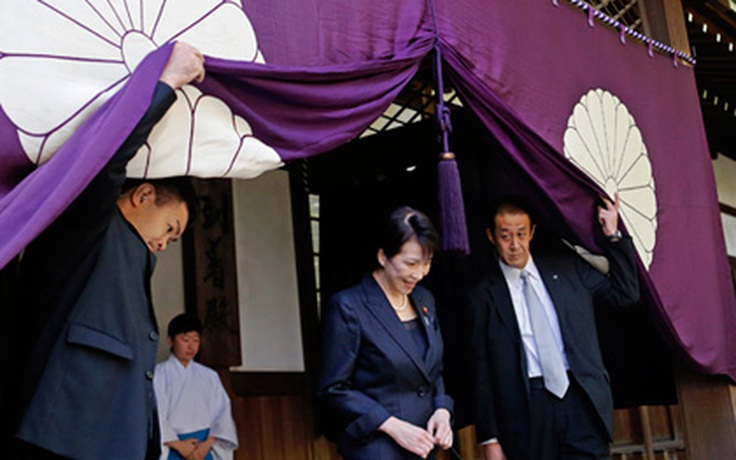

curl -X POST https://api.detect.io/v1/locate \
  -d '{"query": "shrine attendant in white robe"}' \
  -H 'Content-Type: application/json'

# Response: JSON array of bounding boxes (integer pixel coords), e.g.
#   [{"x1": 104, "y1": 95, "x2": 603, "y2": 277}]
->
[{"x1": 154, "y1": 314, "x2": 239, "y2": 460}]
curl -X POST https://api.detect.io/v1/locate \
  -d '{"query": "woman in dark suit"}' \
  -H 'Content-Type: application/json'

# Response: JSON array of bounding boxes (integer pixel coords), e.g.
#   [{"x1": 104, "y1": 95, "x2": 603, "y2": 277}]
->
[{"x1": 318, "y1": 206, "x2": 454, "y2": 460}]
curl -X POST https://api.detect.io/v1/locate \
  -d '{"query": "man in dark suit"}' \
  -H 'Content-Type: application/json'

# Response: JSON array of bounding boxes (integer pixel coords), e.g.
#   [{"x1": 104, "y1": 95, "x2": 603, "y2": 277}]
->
[
  {"x1": 3, "y1": 42, "x2": 205, "y2": 460},
  {"x1": 470, "y1": 195, "x2": 639, "y2": 460}
]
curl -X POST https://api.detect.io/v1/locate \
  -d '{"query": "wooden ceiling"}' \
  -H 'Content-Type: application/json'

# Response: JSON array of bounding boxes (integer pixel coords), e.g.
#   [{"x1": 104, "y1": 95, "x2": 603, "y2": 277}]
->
[
  {"x1": 582, "y1": 0, "x2": 736, "y2": 160},
  {"x1": 684, "y1": 0, "x2": 736, "y2": 159}
]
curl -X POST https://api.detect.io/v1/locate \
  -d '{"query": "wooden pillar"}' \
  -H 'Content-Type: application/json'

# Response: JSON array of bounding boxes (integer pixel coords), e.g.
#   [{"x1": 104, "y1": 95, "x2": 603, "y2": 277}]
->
[
  {"x1": 638, "y1": 406, "x2": 656, "y2": 459},
  {"x1": 676, "y1": 363, "x2": 736, "y2": 459},
  {"x1": 637, "y1": 3, "x2": 736, "y2": 458},
  {"x1": 640, "y1": 0, "x2": 691, "y2": 57},
  {"x1": 667, "y1": 0, "x2": 736, "y2": 446}
]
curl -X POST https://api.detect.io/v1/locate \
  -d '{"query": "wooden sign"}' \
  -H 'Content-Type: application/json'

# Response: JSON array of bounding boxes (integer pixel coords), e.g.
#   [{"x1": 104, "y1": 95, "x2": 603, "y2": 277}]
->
[{"x1": 183, "y1": 178, "x2": 241, "y2": 367}]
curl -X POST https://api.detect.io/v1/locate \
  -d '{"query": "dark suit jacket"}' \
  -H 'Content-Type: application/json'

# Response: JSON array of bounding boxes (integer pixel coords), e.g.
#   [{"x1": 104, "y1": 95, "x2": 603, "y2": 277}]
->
[
  {"x1": 470, "y1": 238, "x2": 639, "y2": 459},
  {"x1": 318, "y1": 275, "x2": 454, "y2": 460},
  {"x1": 10, "y1": 83, "x2": 176, "y2": 460}
]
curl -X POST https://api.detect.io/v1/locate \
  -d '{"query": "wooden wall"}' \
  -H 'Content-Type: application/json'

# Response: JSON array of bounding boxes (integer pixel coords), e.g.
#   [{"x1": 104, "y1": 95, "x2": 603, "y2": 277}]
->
[
  {"x1": 611, "y1": 406, "x2": 685, "y2": 460},
  {"x1": 220, "y1": 372, "x2": 688, "y2": 460},
  {"x1": 233, "y1": 394, "x2": 322, "y2": 459}
]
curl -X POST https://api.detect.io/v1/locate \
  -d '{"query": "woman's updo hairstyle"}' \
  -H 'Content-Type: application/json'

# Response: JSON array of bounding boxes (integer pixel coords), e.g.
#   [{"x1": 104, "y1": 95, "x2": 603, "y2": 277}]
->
[{"x1": 376, "y1": 206, "x2": 439, "y2": 262}]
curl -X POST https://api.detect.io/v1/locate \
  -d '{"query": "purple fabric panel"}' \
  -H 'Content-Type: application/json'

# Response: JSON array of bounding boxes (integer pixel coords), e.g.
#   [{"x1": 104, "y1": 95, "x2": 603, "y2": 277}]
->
[
  {"x1": 0, "y1": 45, "x2": 173, "y2": 268},
  {"x1": 438, "y1": 0, "x2": 736, "y2": 379},
  {"x1": 0, "y1": 107, "x2": 31, "y2": 197},
  {"x1": 440, "y1": 51, "x2": 691, "y2": 387},
  {"x1": 243, "y1": 0, "x2": 431, "y2": 66},
  {"x1": 199, "y1": 35, "x2": 432, "y2": 161},
  {"x1": 0, "y1": 0, "x2": 729, "y2": 382}
]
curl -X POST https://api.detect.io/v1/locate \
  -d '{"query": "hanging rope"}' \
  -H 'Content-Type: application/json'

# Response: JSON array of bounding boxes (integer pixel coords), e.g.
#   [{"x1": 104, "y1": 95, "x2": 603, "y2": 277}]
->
[
  {"x1": 428, "y1": 0, "x2": 470, "y2": 254},
  {"x1": 566, "y1": 0, "x2": 696, "y2": 65}
]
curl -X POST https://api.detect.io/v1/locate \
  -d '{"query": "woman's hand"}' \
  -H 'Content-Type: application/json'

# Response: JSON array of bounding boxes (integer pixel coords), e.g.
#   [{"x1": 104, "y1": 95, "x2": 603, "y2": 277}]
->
[
  {"x1": 379, "y1": 416, "x2": 436, "y2": 459},
  {"x1": 427, "y1": 408, "x2": 453, "y2": 449}
]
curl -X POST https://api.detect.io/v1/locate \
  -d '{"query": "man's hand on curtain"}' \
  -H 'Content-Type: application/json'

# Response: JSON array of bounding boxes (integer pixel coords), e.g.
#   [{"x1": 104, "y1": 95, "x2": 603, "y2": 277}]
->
[
  {"x1": 160, "y1": 42, "x2": 206, "y2": 90},
  {"x1": 597, "y1": 192, "x2": 621, "y2": 237}
]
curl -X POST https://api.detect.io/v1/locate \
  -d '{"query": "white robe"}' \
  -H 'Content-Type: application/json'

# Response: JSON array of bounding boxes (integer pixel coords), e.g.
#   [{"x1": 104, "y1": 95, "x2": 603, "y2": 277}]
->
[{"x1": 154, "y1": 355, "x2": 239, "y2": 460}]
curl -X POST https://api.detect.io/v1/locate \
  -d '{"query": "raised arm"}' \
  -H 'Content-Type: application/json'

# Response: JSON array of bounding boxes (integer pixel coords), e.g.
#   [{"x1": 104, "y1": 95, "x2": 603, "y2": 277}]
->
[
  {"x1": 64, "y1": 42, "x2": 206, "y2": 232},
  {"x1": 596, "y1": 193, "x2": 621, "y2": 238},
  {"x1": 103, "y1": 41, "x2": 205, "y2": 193},
  {"x1": 584, "y1": 192, "x2": 640, "y2": 306}
]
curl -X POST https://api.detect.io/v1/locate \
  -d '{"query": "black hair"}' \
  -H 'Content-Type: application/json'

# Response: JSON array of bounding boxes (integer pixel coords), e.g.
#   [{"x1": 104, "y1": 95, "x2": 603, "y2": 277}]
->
[
  {"x1": 167, "y1": 313, "x2": 203, "y2": 338},
  {"x1": 488, "y1": 196, "x2": 536, "y2": 233},
  {"x1": 122, "y1": 177, "x2": 200, "y2": 229},
  {"x1": 376, "y1": 206, "x2": 439, "y2": 262}
]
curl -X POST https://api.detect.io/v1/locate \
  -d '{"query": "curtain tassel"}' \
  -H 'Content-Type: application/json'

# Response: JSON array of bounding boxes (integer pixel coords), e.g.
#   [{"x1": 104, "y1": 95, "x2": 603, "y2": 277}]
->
[
  {"x1": 437, "y1": 151, "x2": 469, "y2": 254},
  {"x1": 429, "y1": 0, "x2": 469, "y2": 254}
]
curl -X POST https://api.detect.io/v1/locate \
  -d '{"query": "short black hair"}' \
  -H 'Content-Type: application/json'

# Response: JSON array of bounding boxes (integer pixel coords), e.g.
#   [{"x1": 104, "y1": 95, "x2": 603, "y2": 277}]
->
[
  {"x1": 488, "y1": 196, "x2": 536, "y2": 233},
  {"x1": 167, "y1": 313, "x2": 203, "y2": 338},
  {"x1": 122, "y1": 177, "x2": 200, "y2": 229},
  {"x1": 377, "y1": 206, "x2": 439, "y2": 261}
]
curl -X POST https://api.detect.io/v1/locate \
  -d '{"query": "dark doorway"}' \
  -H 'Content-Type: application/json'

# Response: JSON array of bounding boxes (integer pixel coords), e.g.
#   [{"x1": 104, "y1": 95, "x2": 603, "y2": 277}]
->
[{"x1": 307, "y1": 107, "x2": 677, "y2": 429}]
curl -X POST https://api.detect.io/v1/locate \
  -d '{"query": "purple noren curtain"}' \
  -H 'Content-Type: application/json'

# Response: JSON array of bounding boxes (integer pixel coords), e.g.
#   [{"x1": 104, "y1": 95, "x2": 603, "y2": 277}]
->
[
  {"x1": 437, "y1": 0, "x2": 736, "y2": 380},
  {"x1": 0, "y1": 0, "x2": 734, "y2": 382}
]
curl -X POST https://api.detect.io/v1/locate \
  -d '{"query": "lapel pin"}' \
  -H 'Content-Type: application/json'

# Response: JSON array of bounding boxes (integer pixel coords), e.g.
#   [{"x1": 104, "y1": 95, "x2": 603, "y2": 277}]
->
[
  {"x1": 421, "y1": 306, "x2": 430, "y2": 326},
  {"x1": 553, "y1": 274, "x2": 559, "y2": 280}
]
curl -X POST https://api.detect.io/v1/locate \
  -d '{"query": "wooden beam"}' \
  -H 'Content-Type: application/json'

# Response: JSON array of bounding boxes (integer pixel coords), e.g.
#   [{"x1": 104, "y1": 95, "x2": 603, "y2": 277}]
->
[
  {"x1": 640, "y1": 0, "x2": 691, "y2": 53},
  {"x1": 639, "y1": 406, "x2": 656, "y2": 459}
]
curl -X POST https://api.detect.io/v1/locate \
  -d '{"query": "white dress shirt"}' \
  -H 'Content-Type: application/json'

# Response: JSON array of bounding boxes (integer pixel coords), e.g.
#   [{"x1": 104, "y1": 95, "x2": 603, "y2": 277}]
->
[
  {"x1": 482, "y1": 256, "x2": 572, "y2": 446},
  {"x1": 498, "y1": 256, "x2": 569, "y2": 377}
]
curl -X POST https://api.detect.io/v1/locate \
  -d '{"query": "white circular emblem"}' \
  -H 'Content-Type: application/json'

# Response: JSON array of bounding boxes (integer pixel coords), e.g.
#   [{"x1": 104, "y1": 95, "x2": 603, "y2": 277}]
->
[
  {"x1": 0, "y1": 0, "x2": 282, "y2": 178},
  {"x1": 563, "y1": 89, "x2": 657, "y2": 269}
]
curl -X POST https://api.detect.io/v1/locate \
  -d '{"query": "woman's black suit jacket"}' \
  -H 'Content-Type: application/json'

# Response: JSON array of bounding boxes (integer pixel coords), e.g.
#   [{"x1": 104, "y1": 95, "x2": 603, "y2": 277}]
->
[{"x1": 318, "y1": 275, "x2": 454, "y2": 460}]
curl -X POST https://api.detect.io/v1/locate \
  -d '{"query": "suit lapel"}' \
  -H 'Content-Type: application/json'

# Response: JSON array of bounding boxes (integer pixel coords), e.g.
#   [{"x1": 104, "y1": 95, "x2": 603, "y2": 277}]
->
[
  {"x1": 485, "y1": 266, "x2": 522, "y2": 347},
  {"x1": 361, "y1": 276, "x2": 432, "y2": 383},
  {"x1": 485, "y1": 263, "x2": 528, "y2": 387},
  {"x1": 413, "y1": 289, "x2": 435, "y2": 360},
  {"x1": 535, "y1": 258, "x2": 567, "y2": 326}
]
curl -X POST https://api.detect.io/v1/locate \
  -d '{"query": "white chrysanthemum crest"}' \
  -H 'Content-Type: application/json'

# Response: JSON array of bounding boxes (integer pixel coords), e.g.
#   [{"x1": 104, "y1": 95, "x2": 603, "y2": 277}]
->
[
  {"x1": 564, "y1": 88, "x2": 657, "y2": 269},
  {"x1": 0, "y1": 0, "x2": 282, "y2": 177}
]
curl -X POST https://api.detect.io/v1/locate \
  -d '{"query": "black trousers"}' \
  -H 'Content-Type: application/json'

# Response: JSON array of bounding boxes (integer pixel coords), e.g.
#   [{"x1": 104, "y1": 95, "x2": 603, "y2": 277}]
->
[{"x1": 527, "y1": 377, "x2": 611, "y2": 460}]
